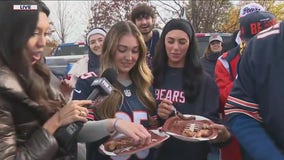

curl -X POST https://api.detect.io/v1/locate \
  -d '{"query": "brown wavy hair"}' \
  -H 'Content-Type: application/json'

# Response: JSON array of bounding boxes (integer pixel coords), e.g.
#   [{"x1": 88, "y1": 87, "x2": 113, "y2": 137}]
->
[
  {"x1": 130, "y1": 3, "x2": 156, "y2": 22},
  {"x1": 97, "y1": 21, "x2": 156, "y2": 122}
]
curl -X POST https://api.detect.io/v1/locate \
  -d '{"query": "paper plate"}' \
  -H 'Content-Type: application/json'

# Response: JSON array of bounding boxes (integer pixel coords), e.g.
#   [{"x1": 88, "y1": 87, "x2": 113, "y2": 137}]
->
[
  {"x1": 99, "y1": 129, "x2": 169, "y2": 156},
  {"x1": 162, "y1": 115, "x2": 218, "y2": 142}
]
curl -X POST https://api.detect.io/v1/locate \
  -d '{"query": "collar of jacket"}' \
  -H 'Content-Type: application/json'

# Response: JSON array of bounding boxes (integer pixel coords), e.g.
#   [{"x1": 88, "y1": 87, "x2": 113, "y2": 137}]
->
[{"x1": 0, "y1": 66, "x2": 45, "y2": 113}]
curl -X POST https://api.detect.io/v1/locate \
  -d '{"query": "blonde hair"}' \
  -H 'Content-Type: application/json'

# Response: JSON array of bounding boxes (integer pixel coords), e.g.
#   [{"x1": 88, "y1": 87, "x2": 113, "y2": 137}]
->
[
  {"x1": 97, "y1": 21, "x2": 156, "y2": 120},
  {"x1": 239, "y1": 41, "x2": 246, "y2": 55}
]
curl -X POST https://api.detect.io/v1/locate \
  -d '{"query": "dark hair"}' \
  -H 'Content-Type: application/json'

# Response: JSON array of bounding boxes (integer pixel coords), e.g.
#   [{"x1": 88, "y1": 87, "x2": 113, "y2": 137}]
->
[
  {"x1": 36, "y1": 0, "x2": 50, "y2": 16},
  {"x1": 0, "y1": 0, "x2": 60, "y2": 120},
  {"x1": 152, "y1": 19, "x2": 203, "y2": 102},
  {"x1": 223, "y1": 30, "x2": 239, "y2": 52},
  {"x1": 130, "y1": 3, "x2": 156, "y2": 22}
]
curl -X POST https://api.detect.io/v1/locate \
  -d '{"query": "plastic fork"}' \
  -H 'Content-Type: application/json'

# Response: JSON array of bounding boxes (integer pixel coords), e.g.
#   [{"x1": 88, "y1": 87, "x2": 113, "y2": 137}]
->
[{"x1": 171, "y1": 105, "x2": 186, "y2": 119}]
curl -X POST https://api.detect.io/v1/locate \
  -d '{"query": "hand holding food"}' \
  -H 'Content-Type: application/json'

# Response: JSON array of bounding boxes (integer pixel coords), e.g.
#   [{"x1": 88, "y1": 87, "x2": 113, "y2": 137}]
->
[
  {"x1": 209, "y1": 123, "x2": 231, "y2": 143},
  {"x1": 110, "y1": 119, "x2": 152, "y2": 145},
  {"x1": 157, "y1": 98, "x2": 174, "y2": 120},
  {"x1": 101, "y1": 130, "x2": 169, "y2": 156}
]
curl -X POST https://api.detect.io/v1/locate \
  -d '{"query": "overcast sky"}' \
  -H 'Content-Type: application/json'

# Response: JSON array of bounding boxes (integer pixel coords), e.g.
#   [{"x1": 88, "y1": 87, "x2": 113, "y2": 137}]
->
[
  {"x1": 43, "y1": 1, "x2": 91, "y2": 43},
  {"x1": 43, "y1": 1, "x2": 241, "y2": 43},
  {"x1": 43, "y1": 0, "x2": 189, "y2": 43}
]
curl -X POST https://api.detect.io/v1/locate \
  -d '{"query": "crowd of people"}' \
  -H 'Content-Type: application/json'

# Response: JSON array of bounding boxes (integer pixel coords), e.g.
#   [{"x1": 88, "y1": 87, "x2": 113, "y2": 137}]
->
[{"x1": 0, "y1": 1, "x2": 283, "y2": 160}]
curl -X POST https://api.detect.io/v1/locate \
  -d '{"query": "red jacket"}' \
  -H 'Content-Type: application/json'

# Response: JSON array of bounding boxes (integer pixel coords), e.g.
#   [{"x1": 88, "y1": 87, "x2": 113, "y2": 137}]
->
[
  {"x1": 215, "y1": 46, "x2": 240, "y2": 115},
  {"x1": 215, "y1": 46, "x2": 242, "y2": 160}
]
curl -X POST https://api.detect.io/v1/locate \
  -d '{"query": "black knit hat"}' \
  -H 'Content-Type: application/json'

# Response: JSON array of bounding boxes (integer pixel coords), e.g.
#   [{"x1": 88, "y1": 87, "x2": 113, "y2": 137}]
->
[
  {"x1": 240, "y1": 11, "x2": 276, "y2": 41},
  {"x1": 161, "y1": 19, "x2": 194, "y2": 40}
]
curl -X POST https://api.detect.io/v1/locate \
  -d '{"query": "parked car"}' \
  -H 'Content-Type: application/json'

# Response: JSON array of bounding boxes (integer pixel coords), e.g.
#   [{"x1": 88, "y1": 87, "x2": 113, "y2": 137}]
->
[
  {"x1": 195, "y1": 33, "x2": 232, "y2": 57},
  {"x1": 45, "y1": 42, "x2": 88, "y2": 79}
]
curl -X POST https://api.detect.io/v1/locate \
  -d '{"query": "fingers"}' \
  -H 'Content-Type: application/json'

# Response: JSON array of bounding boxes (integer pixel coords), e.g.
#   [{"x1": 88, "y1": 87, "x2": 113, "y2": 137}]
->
[
  {"x1": 79, "y1": 110, "x2": 87, "y2": 117},
  {"x1": 160, "y1": 98, "x2": 173, "y2": 105},
  {"x1": 64, "y1": 104, "x2": 88, "y2": 118},
  {"x1": 67, "y1": 100, "x2": 91, "y2": 112},
  {"x1": 58, "y1": 100, "x2": 91, "y2": 126},
  {"x1": 157, "y1": 107, "x2": 171, "y2": 119},
  {"x1": 158, "y1": 99, "x2": 174, "y2": 119},
  {"x1": 63, "y1": 79, "x2": 70, "y2": 84},
  {"x1": 61, "y1": 79, "x2": 69, "y2": 85},
  {"x1": 210, "y1": 123, "x2": 228, "y2": 133},
  {"x1": 60, "y1": 79, "x2": 73, "y2": 90},
  {"x1": 133, "y1": 124, "x2": 151, "y2": 145},
  {"x1": 73, "y1": 100, "x2": 93, "y2": 106},
  {"x1": 115, "y1": 120, "x2": 151, "y2": 145},
  {"x1": 209, "y1": 123, "x2": 231, "y2": 143}
]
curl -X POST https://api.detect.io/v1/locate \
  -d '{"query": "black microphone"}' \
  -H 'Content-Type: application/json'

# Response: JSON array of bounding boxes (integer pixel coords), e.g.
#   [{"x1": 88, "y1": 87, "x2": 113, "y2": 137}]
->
[
  {"x1": 87, "y1": 68, "x2": 117, "y2": 100},
  {"x1": 54, "y1": 68, "x2": 117, "y2": 152}
]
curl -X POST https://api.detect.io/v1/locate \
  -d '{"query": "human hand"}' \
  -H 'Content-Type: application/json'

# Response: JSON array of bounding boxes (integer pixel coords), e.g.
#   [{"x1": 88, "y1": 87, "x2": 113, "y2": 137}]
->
[
  {"x1": 110, "y1": 119, "x2": 152, "y2": 145},
  {"x1": 157, "y1": 98, "x2": 174, "y2": 120},
  {"x1": 209, "y1": 123, "x2": 231, "y2": 143},
  {"x1": 44, "y1": 100, "x2": 92, "y2": 134},
  {"x1": 57, "y1": 100, "x2": 91, "y2": 126},
  {"x1": 61, "y1": 78, "x2": 72, "y2": 88},
  {"x1": 60, "y1": 79, "x2": 73, "y2": 100}
]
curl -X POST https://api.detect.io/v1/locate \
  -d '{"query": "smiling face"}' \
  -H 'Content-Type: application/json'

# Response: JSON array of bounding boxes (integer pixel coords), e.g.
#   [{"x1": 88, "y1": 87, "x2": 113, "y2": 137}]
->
[
  {"x1": 135, "y1": 15, "x2": 154, "y2": 35},
  {"x1": 114, "y1": 33, "x2": 140, "y2": 79},
  {"x1": 165, "y1": 29, "x2": 190, "y2": 68},
  {"x1": 89, "y1": 33, "x2": 105, "y2": 55},
  {"x1": 209, "y1": 40, "x2": 223, "y2": 53},
  {"x1": 25, "y1": 12, "x2": 50, "y2": 64}
]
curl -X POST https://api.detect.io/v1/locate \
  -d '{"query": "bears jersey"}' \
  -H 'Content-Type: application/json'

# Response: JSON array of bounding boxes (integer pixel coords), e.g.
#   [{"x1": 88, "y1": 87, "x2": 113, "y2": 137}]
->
[
  {"x1": 73, "y1": 72, "x2": 157, "y2": 160},
  {"x1": 154, "y1": 66, "x2": 220, "y2": 160}
]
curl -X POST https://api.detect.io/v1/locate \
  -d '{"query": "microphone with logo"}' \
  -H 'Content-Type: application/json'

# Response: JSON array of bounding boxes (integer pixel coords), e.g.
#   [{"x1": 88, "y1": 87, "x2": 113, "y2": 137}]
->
[{"x1": 54, "y1": 68, "x2": 117, "y2": 152}]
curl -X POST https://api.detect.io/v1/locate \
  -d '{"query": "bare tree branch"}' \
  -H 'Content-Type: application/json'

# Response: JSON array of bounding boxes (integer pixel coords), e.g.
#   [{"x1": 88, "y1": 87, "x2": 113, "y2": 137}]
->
[{"x1": 52, "y1": 1, "x2": 73, "y2": 43}]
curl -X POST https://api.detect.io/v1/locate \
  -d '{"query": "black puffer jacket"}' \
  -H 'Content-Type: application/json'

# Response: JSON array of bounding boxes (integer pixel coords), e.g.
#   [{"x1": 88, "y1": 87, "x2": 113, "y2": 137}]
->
[
  {"x1": 0, "y1": 66, "x2": 71, "y2": 160},
  {"x1": 200, "y1": 51, "x2": 222, "y2": 79}
]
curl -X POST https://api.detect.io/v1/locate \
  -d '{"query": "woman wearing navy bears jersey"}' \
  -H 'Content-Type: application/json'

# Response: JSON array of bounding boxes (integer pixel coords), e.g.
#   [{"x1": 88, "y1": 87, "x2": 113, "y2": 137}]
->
[
  {"x1": 73, "y1": 21, "x2": 158, "y2": 160},
  {"x1": 152, "y1": 19, "x2": 231, "y2": 160}
]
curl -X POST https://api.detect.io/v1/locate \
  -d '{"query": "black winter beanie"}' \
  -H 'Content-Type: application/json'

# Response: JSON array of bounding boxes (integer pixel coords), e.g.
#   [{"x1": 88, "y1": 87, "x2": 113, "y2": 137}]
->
[{"x1": 161, "y1": 19, "x2": 194, "y2": 40}]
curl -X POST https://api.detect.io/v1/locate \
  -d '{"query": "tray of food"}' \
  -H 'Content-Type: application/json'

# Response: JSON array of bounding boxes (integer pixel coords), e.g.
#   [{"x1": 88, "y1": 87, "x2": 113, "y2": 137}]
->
[
  {"x1": 99, "y1": 129, "x2": 169, "y2": 156},
  {"x1": 162, "y1": 114, "x2": 218, "y2": 142}
]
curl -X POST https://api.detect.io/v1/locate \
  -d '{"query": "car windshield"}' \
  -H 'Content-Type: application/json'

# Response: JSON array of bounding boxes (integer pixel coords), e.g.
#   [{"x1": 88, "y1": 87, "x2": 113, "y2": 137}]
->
[{"x1": 54, "y1": 43, "x2": 88, "y2": 56}]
